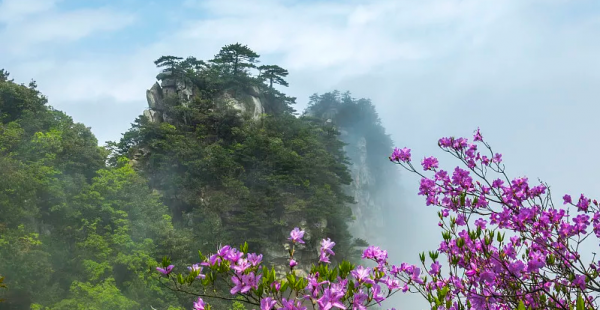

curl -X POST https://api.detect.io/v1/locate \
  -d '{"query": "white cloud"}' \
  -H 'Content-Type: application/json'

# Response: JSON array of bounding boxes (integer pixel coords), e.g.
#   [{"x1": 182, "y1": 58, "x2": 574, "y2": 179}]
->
[
  {"x1": 12, "y1": 8, "x2": 134, "y2": 44},
  {"x1": 0, "y1": 0, "x2": 60, "y2": 23},
  {"x1": 4, "y1": 0, "x2": 528, "y2": 106},
  {"x1": 0, "y1": 0, "x2": 135, "y2": 56}
]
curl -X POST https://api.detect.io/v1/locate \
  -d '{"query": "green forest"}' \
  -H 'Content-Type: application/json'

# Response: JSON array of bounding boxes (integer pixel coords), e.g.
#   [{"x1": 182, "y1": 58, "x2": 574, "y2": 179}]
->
[{"x1": 0, "y1": 43, "x2": 396, "y2": 309}]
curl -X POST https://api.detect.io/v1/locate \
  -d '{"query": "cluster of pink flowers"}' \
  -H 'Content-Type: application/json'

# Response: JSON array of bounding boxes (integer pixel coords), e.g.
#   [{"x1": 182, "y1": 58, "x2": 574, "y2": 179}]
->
[
  {"x1": 157, "y1": 226, "x2": 432, "y2": 309},
  {"x1": 319, "y1": 238, "x2": 335, "y2": 264},
  {"x1": 390, "y1": 128, "x2": 600, "y2": 309},
  {"x1": 157, "y1": 128, "x2": 600, "y2": 310}
]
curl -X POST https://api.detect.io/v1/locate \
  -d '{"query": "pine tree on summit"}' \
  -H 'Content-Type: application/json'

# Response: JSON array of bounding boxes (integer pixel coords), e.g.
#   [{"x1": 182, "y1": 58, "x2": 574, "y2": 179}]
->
[
  {"x1": 154, "y1": 56, "x2": 183, "y2": 72},
  {"x1": 153, "y1": 55, "x2": 186, "y2": 81},
  {"x1": 258, "y1": 65, "x2": 289, "y2": 88},
  {"x1": 179, "y1": 56, "x2": 207, "y2": 73},
  {"x1": 210, "y1": 43, "x2": 260, "y2": 76}
]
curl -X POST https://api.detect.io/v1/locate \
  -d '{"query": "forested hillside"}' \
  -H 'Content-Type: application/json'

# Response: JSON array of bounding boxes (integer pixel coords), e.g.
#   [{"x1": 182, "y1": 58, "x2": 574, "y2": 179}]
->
[
  {"x1": 0, "y1": 69, "x2": 183, "y2": 309},
  {"x1": 0, "y1": 44, "x2": 397, "y2": 309}
]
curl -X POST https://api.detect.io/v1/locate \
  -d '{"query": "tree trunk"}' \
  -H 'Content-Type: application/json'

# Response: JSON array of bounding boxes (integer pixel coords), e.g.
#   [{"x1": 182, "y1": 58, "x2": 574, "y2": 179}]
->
[{"x1": 234, "y1": 56, "x2": 239, "y2": 76}]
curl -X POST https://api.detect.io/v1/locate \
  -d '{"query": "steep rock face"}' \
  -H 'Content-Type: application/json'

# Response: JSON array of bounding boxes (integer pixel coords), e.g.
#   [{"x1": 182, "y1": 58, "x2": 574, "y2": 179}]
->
[
  {"x1": 217, "y1": 87, "x2": 264, "y2": 120},
  {"x1": 340, "y1": 131, "x2": 385, "y2": 244},
  {"x1": 303, "y1": 97, "x2": 398, "y2": 248},
  {"x1": 143, "y1": 72, "x2": 264, "y2": 123}
]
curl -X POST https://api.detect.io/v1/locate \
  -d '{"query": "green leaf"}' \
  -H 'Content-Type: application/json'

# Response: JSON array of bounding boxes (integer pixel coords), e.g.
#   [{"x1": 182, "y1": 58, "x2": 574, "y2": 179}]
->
[
  {"x1": 240, "y1": 242, "x2": 249, "y2": 254},
  {"x1": 576, "y1": 293, "x2": 585, "y2": 310}
]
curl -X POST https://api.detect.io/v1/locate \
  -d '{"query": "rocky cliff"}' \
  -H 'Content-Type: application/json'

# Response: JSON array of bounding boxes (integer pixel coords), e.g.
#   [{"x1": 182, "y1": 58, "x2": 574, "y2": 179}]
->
[
  {"x1": 341, "y1": 131, "x2": 386, "y2": 243},
  {"x1": 138, "y1": 73, "x2": 333, "y2": 279},
  {"x1": 143, "y1": 70, "x2": 265, "y2": 124},
  {"x1": 304, "y1": 93, "x2": 400, "y2": 248},
  {"x1": 140, "y1": 78, "x2": 396, "y2": 272}
]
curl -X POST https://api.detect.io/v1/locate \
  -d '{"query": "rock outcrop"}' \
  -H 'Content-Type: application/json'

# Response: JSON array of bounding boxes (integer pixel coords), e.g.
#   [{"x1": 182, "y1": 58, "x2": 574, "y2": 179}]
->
[
  {"x1": 143, "y1": 72, "x2": 264, "y2": 124},
  {"x1": 217, "y1": 87, "x2": 264, "y2": 120},
  {"x1": 143, "y1": 71, "x2": 196, "y2": 123}
]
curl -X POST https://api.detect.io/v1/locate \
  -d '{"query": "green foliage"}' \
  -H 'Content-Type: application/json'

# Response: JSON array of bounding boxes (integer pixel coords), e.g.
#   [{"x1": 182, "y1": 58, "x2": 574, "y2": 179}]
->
[
  {"x1": 0, "y1": 74, "x2": 185, "y2": 309},
  {"x1": 228, "y1": 301, "x2": 248, "y2": 310},
  {"x1": 43, "y1": 279, "x2": 139, "y2": 310},
  {"x1": 113, "y1": 45, "x2": 361, "y2": 271},
  {"x1": 0, "y1": 43, "x2": 392, "y2": 310},
  {"x1": 258, "y1": 65, "x2": 289, "y2": 88},
  {"x1": 155, "y1": 55, "x2": 184, "y2": 71},
  {"x1": 211, "y1": 43, "x2": 260, "y2": 77},
  {"x1": 116, "y1": 99, "x2": 358, "y2": 261},
  {"x1": 0, "y1": 70, "x2": 11, "y2": 83}
]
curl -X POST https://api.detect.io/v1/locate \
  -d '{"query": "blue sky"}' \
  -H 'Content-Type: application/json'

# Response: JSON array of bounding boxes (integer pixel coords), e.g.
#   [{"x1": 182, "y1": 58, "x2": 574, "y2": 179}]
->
[{"x1": 2, "y1": 0, "x2": 600, "y2": 308}]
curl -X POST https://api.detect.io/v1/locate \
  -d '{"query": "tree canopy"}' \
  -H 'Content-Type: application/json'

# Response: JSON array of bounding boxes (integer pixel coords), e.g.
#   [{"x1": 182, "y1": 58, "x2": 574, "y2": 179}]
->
[
  {"x1": 258, "y1": 65, "x2": 289, "y2": 88},
  {"x1": 210, "y1": 43, "x2": 260, "y2": 77},
  {"x1": 0, "y1": 73, "x2": 186, "y2": 309},
  {"x1": 0, "y1": 43, "x2": 394, "y2": 310}
]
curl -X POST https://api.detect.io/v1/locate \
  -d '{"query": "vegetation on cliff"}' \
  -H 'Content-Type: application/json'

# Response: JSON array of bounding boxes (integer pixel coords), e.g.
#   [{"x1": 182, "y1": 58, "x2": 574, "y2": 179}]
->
[
  {"x1": 0, "y1": 43, "x2": 394, "y2": 309},
  {"x1": 306, "y1": 91, "x2": 397, "y2": 190}
]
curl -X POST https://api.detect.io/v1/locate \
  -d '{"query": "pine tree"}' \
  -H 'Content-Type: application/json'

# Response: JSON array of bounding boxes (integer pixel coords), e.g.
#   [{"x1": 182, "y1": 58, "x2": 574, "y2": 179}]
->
[
  {"x1": 154, "y1": 56, "x2": 184, "y2": 72},
  {"x1": 210, "y1": 43, "x2": 260, "y2": 76},
  {"x1": 258, "y1": 65, "x2": 289, "y2": 88},
  {"x1": 179, "y1": 56, "x2": 207, "y2": 73}
]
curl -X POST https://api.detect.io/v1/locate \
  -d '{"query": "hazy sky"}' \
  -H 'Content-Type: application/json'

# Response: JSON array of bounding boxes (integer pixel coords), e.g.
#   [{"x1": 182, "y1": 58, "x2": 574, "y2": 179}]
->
[{"x1": 2, "y1": 0, "x2": 600, "y2": 308}]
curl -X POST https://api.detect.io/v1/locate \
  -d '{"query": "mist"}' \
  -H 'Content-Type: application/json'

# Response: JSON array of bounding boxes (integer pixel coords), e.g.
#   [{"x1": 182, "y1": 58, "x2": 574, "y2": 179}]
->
[{"x1": 2, "y1": 0, "x2": 600, "y2": 309}]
